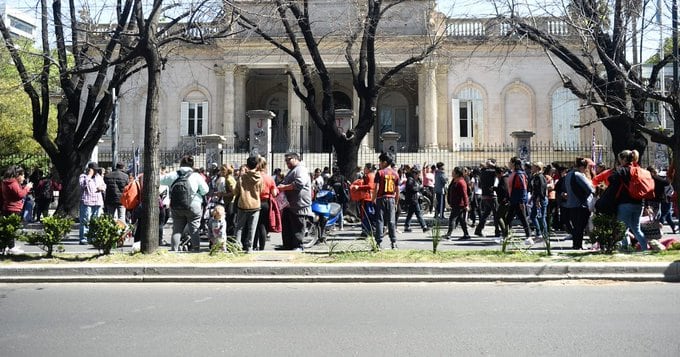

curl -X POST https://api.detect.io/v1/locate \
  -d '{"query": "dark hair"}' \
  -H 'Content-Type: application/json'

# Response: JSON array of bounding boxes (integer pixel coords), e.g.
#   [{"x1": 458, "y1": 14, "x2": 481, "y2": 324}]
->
[
  {"x1": 180, "y1": 155, "x2": 194, "y2": 168},
  {"x1": 116, "y1": 162, "x2": 126, "y2": 170},
  {"x1": 285, "y1": 152, "x2": 300, "y2": 161},
  {"x1": 575, "y1": 157, "x2": 588, "y2": 168},
  {"x1": 453, "y1": 166, "x2": 464, "y2": 177},
  {"x1": 3, "y1": 166, "x2": 16, "y2": 179},
  {"x1": 436, "y1": 162, "x2": 444, "y2": 169},
  {"x1": 246, "y1": 156, "x2": 258, "y2": 170},
  {"x1": 378, "y1": 151, "x2": 394, "y2": 165}
]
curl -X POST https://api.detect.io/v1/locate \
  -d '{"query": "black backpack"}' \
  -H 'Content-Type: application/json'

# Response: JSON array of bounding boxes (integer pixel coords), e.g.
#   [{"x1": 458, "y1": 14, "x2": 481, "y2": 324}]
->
[
  {"x1": 36, "y1": 179, "x2": 53, "y2": 201},
  {"x1": 170, "y1": 170, "x2": 193, "y2": 210}
]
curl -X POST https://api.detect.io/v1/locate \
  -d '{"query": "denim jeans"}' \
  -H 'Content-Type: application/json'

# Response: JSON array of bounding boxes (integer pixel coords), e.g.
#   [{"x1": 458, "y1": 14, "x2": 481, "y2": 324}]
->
[
  {"x1": 659, "y1": 201, "x2": 677, "y2": 233},
  {"x1": 171, "y1": 205, "x2": 202, "y2": 251},
  {"x1": 79, "y1": 204, "x2": 101, "y2": 243},
  {"x1": 234, "y1": 208, "x2": 260, "y2": 251},
  {"x1": 104, "y1": 204, "x2": 127, "y2": 222},
  {"x1": 530, "y1": 198, "x2": 548, "y2": 238},
  {"x1": 375, "y1": 197, "x2": 397, "y2": 244},
  {"x1": 359, "y1": 201, "x2": 377, "y2": 235},
  {"x1": 617, "y1": 203, "x2": 646, "y2": 251},
  {"x1": 435, "y1": 193, "x2": 446, "y2": 218}
]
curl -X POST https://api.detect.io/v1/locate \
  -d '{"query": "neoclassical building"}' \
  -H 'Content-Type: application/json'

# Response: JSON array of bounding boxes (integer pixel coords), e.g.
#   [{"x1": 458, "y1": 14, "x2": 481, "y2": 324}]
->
[{"x1": 103, "y1": 0, "x2": 602, "y2": 155}]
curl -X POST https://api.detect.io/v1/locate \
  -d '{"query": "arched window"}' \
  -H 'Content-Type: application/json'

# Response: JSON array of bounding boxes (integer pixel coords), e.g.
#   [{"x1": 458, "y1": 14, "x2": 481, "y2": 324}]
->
[
  {"x1": 551, "y1": 87, "x2": 580, "y2": 146},
  {"x1": 378, "y1": 92, "x2": 408, "y2": 136},
  {"x1": 180, "y1": 91, "x2": 208, "y2": 137},
  {"x1": 333, "y1": 91, "x2": 352, "y2": 109},
  {"x1": 452, "y1": 87, "x2": 483, "y2": 146}
]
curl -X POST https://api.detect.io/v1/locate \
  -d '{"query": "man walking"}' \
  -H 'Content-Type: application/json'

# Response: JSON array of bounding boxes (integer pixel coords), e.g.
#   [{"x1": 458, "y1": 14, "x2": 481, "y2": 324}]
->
[
  {"x1": 104, "y1": 162, "x2": 129, "y2": 222},
  {"x1": 474, "y1": 159, "x2": 501, "y2": 238},
  {"x1": 277, "y1": 152, "x2": 312, "y2": 251},
  {"x1": 434, "y1": 162, "x2": 447, "y2": 220},
  {"x1": 373, "y1": 152, "x2": 400, "y2": 249}
]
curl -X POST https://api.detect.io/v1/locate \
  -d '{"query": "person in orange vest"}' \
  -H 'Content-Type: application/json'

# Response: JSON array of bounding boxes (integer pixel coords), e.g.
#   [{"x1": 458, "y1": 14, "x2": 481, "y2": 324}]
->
[{"x1": 351, "y1": 163, "x2": 377, "y2": 237}]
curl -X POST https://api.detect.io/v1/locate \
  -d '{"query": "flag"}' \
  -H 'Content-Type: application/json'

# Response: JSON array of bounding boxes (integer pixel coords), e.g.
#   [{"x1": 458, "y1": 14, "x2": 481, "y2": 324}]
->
[
  {"x1": 133, "y1": 147, "x2": 140, "y2": 177},
  {"x1": 591, "y1": 128, "x2": 596, "y2": 162}
]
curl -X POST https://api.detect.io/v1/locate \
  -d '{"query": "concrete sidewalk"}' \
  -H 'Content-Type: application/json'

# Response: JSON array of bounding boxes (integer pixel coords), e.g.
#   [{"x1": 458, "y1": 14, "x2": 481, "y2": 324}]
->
[{"x1": 4, "y1": 212, "x2": 679, "y2": 283}]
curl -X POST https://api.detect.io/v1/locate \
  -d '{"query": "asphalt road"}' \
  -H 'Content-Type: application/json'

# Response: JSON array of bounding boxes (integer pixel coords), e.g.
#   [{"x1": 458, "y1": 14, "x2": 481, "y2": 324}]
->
[{"x1": 1, "y1": 282, "x2": 678, "y2": 356}]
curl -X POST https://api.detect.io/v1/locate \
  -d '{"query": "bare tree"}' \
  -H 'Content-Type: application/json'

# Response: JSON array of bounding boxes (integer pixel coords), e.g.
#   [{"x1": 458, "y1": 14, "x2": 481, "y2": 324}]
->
[
  {"x1": 501, "y1": 0, "x2": 668, "y2": 157},
  {"x1": 0, "y1": 0, "x2": 142, "y2": 216},
  {"x1": 0, "y1": 0, "x2": 232, "y2": 252},
  {"x1": 226, "y1": 0, "x2": 446, "y2": 176}
]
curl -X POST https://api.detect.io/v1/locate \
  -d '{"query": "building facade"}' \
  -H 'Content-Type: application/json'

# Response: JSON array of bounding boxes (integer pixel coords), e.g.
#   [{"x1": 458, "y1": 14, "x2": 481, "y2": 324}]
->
[{"x1": 102, "y1": 0, "x2": 604, "y2": 155}]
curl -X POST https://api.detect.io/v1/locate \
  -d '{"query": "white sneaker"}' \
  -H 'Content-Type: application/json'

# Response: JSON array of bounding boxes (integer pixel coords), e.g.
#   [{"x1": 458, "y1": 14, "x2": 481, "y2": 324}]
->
[
  {"x1": 7, "y1": 247, "x2": 24, "y2": 255},
  {"x1": 524, "y1": 238, "x2": 534, "y2": 246}
]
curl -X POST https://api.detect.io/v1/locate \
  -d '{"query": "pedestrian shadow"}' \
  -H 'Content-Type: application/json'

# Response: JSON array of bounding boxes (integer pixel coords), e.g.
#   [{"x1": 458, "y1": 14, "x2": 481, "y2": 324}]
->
[
  {"x1": 0, "y1": 252, "x2": 104, "y2": 262},
  {"x1": 663, "y1": 260, "x2": 680, "y2": 282}
]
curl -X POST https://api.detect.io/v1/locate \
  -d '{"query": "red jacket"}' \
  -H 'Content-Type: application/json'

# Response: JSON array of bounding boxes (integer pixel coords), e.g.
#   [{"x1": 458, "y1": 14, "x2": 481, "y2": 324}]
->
[
  {"x1": 2, "y1": 178, "x2": 30, "y2": 213},
  {"x1": 447, "y1": 177, "x2": 469, "y2": 208}
]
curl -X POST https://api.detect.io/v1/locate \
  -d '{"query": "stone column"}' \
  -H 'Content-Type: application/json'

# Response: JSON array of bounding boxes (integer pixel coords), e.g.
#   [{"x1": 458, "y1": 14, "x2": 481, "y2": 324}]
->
[
  {"x1": 510, "y1": 130, "x2": 535, "y2": 162},
  {"x1": 247, "y1": 110, "x2": 275, "y2": 166},
  {"x1": 222, "y1": 64, "x2": 236, "y2": 151},
  {"x1": 234, "y1": 65, "x2": 248, "y2": 150},
  {"x1": 202, "y1": 134, "x2": 227, "y2": 166},
  {"x1": 288, "y1": 67, "x2": 304, "y2": 152},
  {"x1": 422, "y1": 63, "x2": 438, "y2": 150},
  {"x1": 380, "y1": 131, "x2": 401, "y2": 162},
  {"x1": 214, "y1": 66, "x2": 226, "y2": 143}
]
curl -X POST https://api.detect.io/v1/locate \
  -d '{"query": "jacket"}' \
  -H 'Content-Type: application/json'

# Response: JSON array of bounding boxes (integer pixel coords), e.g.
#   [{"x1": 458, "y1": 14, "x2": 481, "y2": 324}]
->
[
  {"x1": 104, "y1": 169, "x2": 129, "y2": 205},
  {"x1": 352, "y1": 172, "x2": 375, "y2": 202},
  {"x1": 447, "y1": 177, "x2": 469, "y2": 208},
  {"x1": 235, "y1": 169, "x2": 262, "y2": 211},
  {"x1": 564, "y1": 169, "x2": 594, "y2": 209},
  {"x1": 159, "y1": 167, "x2": 209, "y2": 209},
  {"x1": 607, "y1": 165, "x2": 642, "y2": 205},
  {"x1": 2, "y1": 178, "x2": 30, "y2": 213}
]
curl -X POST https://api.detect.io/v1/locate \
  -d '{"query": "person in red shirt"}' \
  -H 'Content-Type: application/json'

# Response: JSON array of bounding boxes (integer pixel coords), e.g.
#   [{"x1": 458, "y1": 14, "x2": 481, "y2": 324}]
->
[
  {"x1": 445, "y1": 166, "x2": 470, "y2": 240},
  {"x1": 253, "y1": 157, "x2": 278, "y2": 251},
  {"x1": 373, "y1": 152, "x2": 400, "y2": 249},
  {"x1": 351, "y1": 163, "x2": 376, "y2": 236},
  {"x1": 2, "y1": 166, "x2": 33, "y2": 254}
]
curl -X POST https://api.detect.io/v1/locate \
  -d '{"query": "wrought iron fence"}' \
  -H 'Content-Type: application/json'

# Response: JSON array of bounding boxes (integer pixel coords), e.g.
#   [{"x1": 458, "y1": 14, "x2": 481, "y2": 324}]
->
[{"x1": 0, "y1": 142, "x2": 663, "y2": 176}]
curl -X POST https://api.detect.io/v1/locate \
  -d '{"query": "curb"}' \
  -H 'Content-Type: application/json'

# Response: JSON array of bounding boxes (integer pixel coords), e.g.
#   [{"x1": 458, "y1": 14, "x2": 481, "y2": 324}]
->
[{"x1": 1, "y1": 262, "x2": 678, "y2": 283}]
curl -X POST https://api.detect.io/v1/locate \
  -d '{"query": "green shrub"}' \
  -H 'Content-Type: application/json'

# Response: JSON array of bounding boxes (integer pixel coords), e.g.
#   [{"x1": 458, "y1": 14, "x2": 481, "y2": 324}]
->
[
  {"x1": 590, "y1": 213, "x2": 626, "y2": 254},
  {"x1": 86, "y1": 215, "x2": 126, "y2": 255},
  {"x1": 30, "y1": 216, "x2": 74, "y2": 257},
  {"x1": 0, "y1": 214, "x2": 23, "y2": 254}
]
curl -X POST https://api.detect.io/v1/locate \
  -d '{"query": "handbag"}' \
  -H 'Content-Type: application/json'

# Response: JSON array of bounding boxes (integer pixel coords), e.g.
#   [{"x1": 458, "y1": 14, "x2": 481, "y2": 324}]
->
[{"x1": 274, "y1": 192, "x2": 289, "y2": 210}]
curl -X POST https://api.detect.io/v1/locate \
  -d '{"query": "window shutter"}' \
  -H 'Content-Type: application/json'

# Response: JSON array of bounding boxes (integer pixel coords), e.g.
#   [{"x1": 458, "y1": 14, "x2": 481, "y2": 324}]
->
[
  {"x1": 451, "y1": 98, "x2": 460, "y2": 141},
  {"x1": 201, "y1": 101, "x2": 208, "y2": 135},
  {"x1": 180, "y1": 101, "x2": 189, "y2": 136}
]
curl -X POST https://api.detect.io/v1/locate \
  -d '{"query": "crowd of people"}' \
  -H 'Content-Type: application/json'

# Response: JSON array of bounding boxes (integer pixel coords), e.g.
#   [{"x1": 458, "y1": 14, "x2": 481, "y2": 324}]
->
[{"x1": 3, "y1": 148, "x2": 680, "y2": 254}]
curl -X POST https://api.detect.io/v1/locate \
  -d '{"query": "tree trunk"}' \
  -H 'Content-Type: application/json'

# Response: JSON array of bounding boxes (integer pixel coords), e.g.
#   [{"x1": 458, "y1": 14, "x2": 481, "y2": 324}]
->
[
  {"x1": 334, "y1": 139, "x2": 360, "y2": 180},
  {"x1": 603, "y1": 116, "x2": 648, "y2": 160},
  {"x1": 138, "y1": 10, "x2": 162, "y2": 254},
  {"x1": 54, "y1": 151, "x2": 92, "y2": 218}
]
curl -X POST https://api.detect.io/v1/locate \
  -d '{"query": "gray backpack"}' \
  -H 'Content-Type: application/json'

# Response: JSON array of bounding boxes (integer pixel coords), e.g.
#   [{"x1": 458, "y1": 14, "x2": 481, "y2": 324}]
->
[{"x1": 170, "y1": 170, "x2": 193, "y2": 210}]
